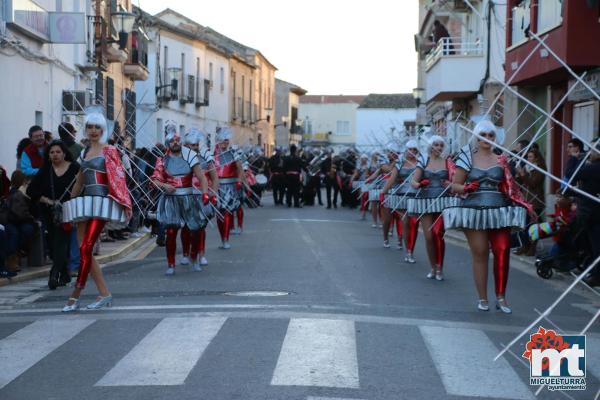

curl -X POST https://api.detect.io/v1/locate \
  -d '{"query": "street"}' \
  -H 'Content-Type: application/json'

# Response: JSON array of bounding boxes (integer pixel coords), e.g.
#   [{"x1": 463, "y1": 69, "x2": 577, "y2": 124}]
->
[{"x1": 0, "y1": 196, "x2": 598, "y2": 400}]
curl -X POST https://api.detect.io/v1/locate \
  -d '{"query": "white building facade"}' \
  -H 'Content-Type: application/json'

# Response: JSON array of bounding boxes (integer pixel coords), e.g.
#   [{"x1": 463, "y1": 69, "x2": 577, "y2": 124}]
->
[
  {"x1": 135, "y1": 12, "x2": 230, "y2": 149},
  {"x1": 299, "y1": 95, "x2": 365, "y2": 151},
  {"x1": 0, "y1": 0, "x2": 92, "y2": 170},
  {"x1": 356, "y1": 100, "x2": 417, "y2": 150}
]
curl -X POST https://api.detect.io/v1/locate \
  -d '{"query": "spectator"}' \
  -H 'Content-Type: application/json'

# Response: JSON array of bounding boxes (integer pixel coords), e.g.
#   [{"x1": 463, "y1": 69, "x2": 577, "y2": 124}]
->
[
  {"x1": 573, "y1": 138, "x2": 600, "y2": 287},
  {"x1": 3, "y1": 171, "x2": 37, "y2": 270},
  {"x1": 20, "y1": 126, "x2": 47, "y2": 177},
  {"x1": 515, "y1": 148, "x2": 547, "y2": 255},
  {"x1": 432, "y1": 20, "x2": 454, "y2": 54},
  {"x1": 16, "y1": 137, "x2": 32, "y2": 172},
  {"x1": 0, "y1": 165, "x2": 9, "y2": 200},
  {"x1": 0, "y1": 225, "x2": 17, "y2": 278},
  {"x1": 28, "y1": 140, "x2": 80, "y2": 289},
  {"x1": 44, "y1": 131, "x2": 53, "y2": 143},
  {"x1": 58, "y1": 122, "x2": 83, "y2": 160},
  {"x1": 564, "y1": 138, "x2": 585, "y2": 180}
]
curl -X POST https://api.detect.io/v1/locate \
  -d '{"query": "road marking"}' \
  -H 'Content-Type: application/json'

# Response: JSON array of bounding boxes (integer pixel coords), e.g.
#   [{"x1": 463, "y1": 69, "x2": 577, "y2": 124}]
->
[
  {"x1": 0, "y1": 319, "x2": 95, "y2": 389},
  {"x1": 419, "y1": 326, "x2": 534, "y2": 399},
  {"x1": 95, "y1": 317, "x2": 226, "y2": 386},
  {"x1": 270, "y1": 218, "x2": 357, "y2": 224},
  {"x1": 307, "y1": 398, "x2": 366, "y2": 400},
  {"x1": 271, "y1": 318, "x2": 359, "y2": 388}
]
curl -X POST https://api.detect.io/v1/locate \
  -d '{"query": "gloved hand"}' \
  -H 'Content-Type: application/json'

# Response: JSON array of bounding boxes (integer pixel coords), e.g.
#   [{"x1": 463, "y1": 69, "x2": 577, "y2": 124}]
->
[
  {"x1": 418, "y1": 179, "x2": 430, "y2": 188},
  {"x1": 210, "y1": 195, "x2": 217, "y2": 205},
  {"x1": 463, "y1": 180, "x2": 480, "y2": 194},
  {"x1": 202, "y1": 192, "x2": 210, "y2": 205},
  {"x1": 235, "y1": 181, "x2": 242, "y2": 190},
  {"x1": 379, "y1": 192, "x2": 386, "y2": 203},
  {"x1": 441, "y1": 179, "x2": 450, "y2": 188}
]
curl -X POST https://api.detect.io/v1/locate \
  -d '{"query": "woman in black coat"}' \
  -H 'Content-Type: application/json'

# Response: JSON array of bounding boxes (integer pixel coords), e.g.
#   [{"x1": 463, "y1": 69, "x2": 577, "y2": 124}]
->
[{"x1": 28, "y1": 140, "x2": 80, "y2": 289}]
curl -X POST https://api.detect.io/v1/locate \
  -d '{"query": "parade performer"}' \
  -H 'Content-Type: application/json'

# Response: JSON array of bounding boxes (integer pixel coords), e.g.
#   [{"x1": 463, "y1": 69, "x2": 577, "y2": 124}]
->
[
  {"x1": 377, "y1": 145, "x2": 402, "y2": 249},
  {"x1": 443, "y1": 120, "x2": 533, "y2": 313},
  {"x1": 350, "y1": 153, "x2": 370, "y2": 220},
  {"x1": 381, "y1": 141, "x2": 420, "y2": 262},
  {"x1": 152, "y1": 127, "x2": 210, "y2": 275},
  {"x1": 61, "y1": 112, "x2": 132, "y2": 312},
  {"x1": 366, "y1": 152, "x2": 386, "y2": 228},
  {"x1": 214, "y1": 127, "x2": 247, "y2": 249},
  {"x1": 184, "y1": 128, "x2": 218, "y2": 267},
  {"x1": 408, "y1": 135, "x2": 459, "y2": 280}
]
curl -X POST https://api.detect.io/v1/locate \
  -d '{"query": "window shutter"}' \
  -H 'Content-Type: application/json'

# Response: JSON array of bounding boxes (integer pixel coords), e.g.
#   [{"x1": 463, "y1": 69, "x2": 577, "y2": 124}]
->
[{"x1": 106, "y1": 77, "x2": 114, "y2": 120}]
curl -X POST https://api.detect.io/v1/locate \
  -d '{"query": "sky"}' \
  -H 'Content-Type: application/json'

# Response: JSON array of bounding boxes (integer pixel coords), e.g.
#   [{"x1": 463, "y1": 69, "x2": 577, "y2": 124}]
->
[{"x1": 137, "y1": 0, "x2": 419, "y2": 96}]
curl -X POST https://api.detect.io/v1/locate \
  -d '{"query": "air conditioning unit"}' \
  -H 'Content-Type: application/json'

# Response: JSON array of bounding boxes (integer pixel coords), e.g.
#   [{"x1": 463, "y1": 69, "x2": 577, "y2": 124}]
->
[{"x1": 62, "y1": 90, "x2": 91, "y2": 113}]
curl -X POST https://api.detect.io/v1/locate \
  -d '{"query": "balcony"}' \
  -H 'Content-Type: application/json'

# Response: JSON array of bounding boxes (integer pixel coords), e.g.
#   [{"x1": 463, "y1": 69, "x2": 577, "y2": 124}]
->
[
  {"x1": 424, "y1": 37, "x2": 485, "y2": 102},
  {"x1": 124, "y1": 32, "x2": 149, "y2": 81}
]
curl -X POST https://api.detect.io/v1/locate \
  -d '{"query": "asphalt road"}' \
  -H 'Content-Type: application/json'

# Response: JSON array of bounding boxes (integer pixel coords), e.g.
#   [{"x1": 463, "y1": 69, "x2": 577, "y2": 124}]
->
[{"x1": 0, "y1": 194, "x2": 598, "y2": 400}]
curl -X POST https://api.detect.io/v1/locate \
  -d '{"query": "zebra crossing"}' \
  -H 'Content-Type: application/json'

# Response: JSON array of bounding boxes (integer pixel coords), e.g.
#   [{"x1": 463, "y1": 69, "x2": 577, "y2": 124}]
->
[{"x1": 0, "y1": 315, "x2": 597, "y2": 399}]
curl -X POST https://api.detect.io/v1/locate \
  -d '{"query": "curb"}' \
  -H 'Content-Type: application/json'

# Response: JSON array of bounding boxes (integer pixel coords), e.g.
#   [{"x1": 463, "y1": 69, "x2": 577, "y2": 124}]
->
[{"x1": 0, "y1": 233, "x2": 151, "y2": 288}]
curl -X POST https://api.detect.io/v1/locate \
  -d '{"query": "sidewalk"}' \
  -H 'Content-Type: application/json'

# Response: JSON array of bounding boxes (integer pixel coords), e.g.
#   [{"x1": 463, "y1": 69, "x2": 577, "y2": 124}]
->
[{"x1": 0, "y1": 233, "x2": 152, "y2": 288}]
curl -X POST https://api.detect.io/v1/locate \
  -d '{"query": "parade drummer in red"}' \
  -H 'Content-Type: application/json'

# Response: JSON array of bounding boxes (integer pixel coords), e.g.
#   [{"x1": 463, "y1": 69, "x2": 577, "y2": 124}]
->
[
  {"x1": 213, "y1": 127, "x2": 248, "y2": 249},
  {"x1": 183, "y1": 128, "x2": 219, "y2": 268},
  {"x1": 62, "y1": 112, "x2": 132, "y2": 312},
  {"x1": 152, "y1": 126, "x2": 211, "y2": 276}
]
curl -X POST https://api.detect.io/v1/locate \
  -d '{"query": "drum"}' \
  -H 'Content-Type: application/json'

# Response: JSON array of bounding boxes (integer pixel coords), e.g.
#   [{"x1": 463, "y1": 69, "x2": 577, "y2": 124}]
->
[
  {"x1": 255, "y1": 174, "x2": 268, "y2": 188},
  {"x1": 217, "y1": 149, "x2": 236, "y2": 166}
]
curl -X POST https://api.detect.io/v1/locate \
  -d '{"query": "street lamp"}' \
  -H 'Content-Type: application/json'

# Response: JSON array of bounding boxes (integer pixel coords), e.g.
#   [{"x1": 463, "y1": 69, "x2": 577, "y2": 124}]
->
[
  {"x1": 110, "y1": 12, "x2": 136, "y2": 50},
  {"x1": 412, "y1": 87, "x2": 424, "y2": 107}
]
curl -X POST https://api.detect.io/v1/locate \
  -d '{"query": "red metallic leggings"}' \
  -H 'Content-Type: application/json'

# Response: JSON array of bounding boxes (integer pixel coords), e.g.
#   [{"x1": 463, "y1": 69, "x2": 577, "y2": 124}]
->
[
  {"x1": 236, "y1": 208, "x2": 244, "y2": 229},
  {"x1": 360, "y1": 192, "x2": 369, "y2": 212},
  {"x1": 217, "y1": 212, "x2": 233, "y2": 242},
  {"x1": 76, "y1": 219, "x2": 106, "y2": 289},
  {"x1": 181, "y1": 227, "x2": 190, "y2": 256},
  {"x1": 198, "y1": 229, "x2": 206, "y2": 255},
  {"x1": 392, "y1": 211, "x2": 403, "y2": 239},
  {"x1": 489, "y1": 228, "x2": 511, "y2": 296},
  {"x1": 405, "y1": 215, "x2": 419, "y2": 252},
  {"x1": 431, "y1": 213, "x2": 445, "y2": 269},
  {"x1": 166, "y1": 227, "x2": 200, "y2": 265}
]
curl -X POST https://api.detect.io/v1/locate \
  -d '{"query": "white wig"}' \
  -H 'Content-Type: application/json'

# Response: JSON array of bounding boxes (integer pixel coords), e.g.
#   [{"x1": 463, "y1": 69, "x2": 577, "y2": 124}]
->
[
  {"x1": 405, "y1": 139, "x2": 419, "y2": 150},
  {"x1": 473, "y1": 119, "x2": 505, "y2": 145},
  {"x1": 84, "y1": 112, "x2": 108, "y2": 143},
  {"x1": 427, "y1": 135, "x2": 449, "y2": 158},
  {"x1": 184, "y1": 128, "x2": 205, "y2": 146},
  {"x1": 216, "y1": 127, "x2": 232, "y2": 143}
]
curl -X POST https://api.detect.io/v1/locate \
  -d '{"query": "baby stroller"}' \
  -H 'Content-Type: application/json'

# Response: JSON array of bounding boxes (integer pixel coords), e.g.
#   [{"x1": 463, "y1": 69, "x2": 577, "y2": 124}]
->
[{"x1": 533, "y1": 220, "x2": 592, "y2": 279}]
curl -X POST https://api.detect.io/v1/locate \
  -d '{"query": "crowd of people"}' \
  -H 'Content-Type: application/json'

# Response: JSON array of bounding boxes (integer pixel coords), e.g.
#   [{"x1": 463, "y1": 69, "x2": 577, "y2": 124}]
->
[{"x1": 0, "y1": 113, "x2": 598, "y2": 313}]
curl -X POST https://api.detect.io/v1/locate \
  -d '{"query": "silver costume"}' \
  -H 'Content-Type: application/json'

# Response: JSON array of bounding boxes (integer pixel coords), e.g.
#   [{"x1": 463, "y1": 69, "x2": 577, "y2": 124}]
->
[
  {"x1": 385, "y1": 164, "x2": 417, "y2": 210},
  {"x1": 63, "y1": 155, "x2": 127, "y2": 224},
  {"x1": 407, "y1": 158, "x2": 460, "y2": 214},
  {"x1": 443, "y1": 149, "x2": 527, "y2": 230}
]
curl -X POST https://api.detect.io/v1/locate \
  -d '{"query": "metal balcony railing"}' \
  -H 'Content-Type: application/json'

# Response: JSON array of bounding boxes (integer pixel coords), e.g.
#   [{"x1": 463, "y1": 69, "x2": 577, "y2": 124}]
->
[
  {"x1": 86, "y1": 15, "x2": 107, "y2": 67},
  {"x1": 425, "y1": 37, "x2": 483, "y2": 71}
]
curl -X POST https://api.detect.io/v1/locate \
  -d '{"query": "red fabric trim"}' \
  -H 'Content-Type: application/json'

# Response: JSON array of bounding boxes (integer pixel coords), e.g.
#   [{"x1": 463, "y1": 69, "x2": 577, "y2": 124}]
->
[
  {"x1": 103, "y1": 146, "x2": 132, "y2": 212},
  {"x1": 498, "y1": 154, "x2": 534, "y2": 215}
]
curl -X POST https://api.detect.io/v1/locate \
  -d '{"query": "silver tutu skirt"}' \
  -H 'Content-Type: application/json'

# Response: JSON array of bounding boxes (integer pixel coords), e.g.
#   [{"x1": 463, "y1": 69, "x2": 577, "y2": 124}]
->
[
  {"x1": 63, "y1": 195, "x2": 127, "y2": 224},
  {"x1": 407, "y1": 196, "x2": 461, "y2": 214},
  {"x1": 218, "y1": 182, "x2": 242, "y2": 212},
  {"x1": 383, "y1": 194, "x2": 407, "y2": 210},
  {"x1": 368, "y1": 189, "x2": 382, "y2": 201},
  {"x1": 157, "y1": 194, "x2": 207, "y2": 230},
  {"x1": 442, "y1": 205, "x2": 527, "y2": 230}
]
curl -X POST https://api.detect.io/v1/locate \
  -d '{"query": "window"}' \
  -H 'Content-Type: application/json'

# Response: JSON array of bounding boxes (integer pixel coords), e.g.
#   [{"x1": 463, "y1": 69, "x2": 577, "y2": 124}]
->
[
  {"x1": 95, "y1": 72, "x2": 104, "y2": 104},
  {"x1": 163, "y1": 46, "x2": 168, "y2": 96},
  {"x1": 195, "y1": 57, "x2": 200, "y2": 103},
  {"x1": 336, "y1": 120, "x2": 350, "y2": 135},
  {"x1": 106, "y1": 77, "x2": 114, "y2": 120},
  {"x1": 511, "y1": 0, "x2": 530, "y2": 45},
  {"x1": 537, "y1": 0, "x2": 562, "y2": 32},
  {"x1": 180, "y1": 125, "x2": 185, "y2": 136},
  {"x1": 125, "y1": 89, "x2": 136, "y2": 136},
  {"x1": 249, "y1": 79, "x2": 253, "y2": 121},
  {"x1": 35, "y1": 111, "x2": 43, "y2": 127},
  {"x1": 188, "y1": 75, "x2": 195, "y2": 101},
  {"x1": 241, "y1": 75, "x2": 245, "y2": 120},
  {"x1": 180, "y1": 53, "x2": 185, "y2": 98},
  {"x1": 220, "y1": 67, "x2": 225, "y2": 93},
  {"x1": 209, "y1": 62, "x2": 213, "y2": 89}
]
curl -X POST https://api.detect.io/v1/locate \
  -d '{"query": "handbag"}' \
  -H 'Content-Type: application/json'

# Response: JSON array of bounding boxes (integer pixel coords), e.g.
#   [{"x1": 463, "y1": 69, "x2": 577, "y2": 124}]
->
[{"x1": 49, "y1": 169, "x2": 64, "y2": 225}]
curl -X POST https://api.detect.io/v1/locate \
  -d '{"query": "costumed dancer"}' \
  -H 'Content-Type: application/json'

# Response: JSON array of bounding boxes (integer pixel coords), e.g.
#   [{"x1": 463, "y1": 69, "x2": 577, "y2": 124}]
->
[
  {"x1": 184, "y1": 128, "x2": 219, "y2": 267},
  {"x1": 377, "y1": 145, "x2": 403, "y2": 249},
  {"x1": 214, "y1": 127, "x2": 247, "y2": 249},
  {"x1": 61, "y1": 112, "x2": 132, "y2": 312},
  {"x1": 407, "y1": 135, "x2": 459, "y2": 280},
  {"x1": 366, "y1": 152, "x2": 386, "y2": 228},
  {"x1": 381, "y1": 140, "x2": 420, "y2": 263},
  {"x1": 443, "y1": 120, "x2": 533, "y2": 313},
  {"x1": 350, "y1": 153, "x2": 370, "y2": 220},
  {"x1": 152, "y1": 128, "x2": 210, "y2": 275}
]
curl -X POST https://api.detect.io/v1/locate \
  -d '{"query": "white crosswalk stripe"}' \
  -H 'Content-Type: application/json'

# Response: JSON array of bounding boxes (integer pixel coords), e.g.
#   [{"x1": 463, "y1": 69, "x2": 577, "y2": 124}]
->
[
  {"x1": 0, "y1": 316, "x2": 567, "y2": 398},
  {"x1": 0, "y1": 319, "x2": 95, "y2": 389},
  {"x1": 271, "y1": 318, "x2": 359, "y2": 388},
  {"x1": 95, "y1": 317, "x2": 226, "y2": 386},
  {"x1": 419, "y1": 326, "x2": 534, "y2": 400}
]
